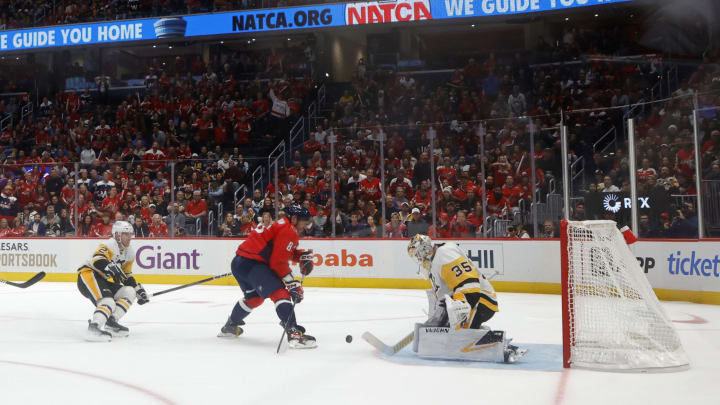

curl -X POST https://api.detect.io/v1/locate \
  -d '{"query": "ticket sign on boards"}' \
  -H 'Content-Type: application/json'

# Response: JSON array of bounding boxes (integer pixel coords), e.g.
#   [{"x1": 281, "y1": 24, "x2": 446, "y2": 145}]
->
[{"x1": 0, "y1": 0, "x2": 633, "y2": 52}]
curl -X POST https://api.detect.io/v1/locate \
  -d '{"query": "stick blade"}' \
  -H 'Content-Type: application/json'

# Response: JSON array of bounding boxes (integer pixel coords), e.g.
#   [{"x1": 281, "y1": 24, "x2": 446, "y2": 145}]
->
[
  {"x1": 23, "y1": 271, "x2": 46, "y2": 287},
  {"x1": 361, "y1": 331, "x2": 392, "y2": 355},
  {"x1": 362, "y1": 331, "x2": 414, "y2": 356},
  {"x1": 3, "y1": 271, "x2": 47, "y2": 288}
]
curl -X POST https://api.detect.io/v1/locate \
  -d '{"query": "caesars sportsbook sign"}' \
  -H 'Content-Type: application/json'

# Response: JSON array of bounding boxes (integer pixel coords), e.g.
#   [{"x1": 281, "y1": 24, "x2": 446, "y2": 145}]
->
[{"x1": 0, "y1": 0, "x2": 633, "y2": 52}]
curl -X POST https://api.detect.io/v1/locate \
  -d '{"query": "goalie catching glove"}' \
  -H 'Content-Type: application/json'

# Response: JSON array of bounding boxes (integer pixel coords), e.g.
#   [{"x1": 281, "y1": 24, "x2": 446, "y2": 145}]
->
[{"x1": 445, "y1": 294, "x2": 471, "y2": 328}]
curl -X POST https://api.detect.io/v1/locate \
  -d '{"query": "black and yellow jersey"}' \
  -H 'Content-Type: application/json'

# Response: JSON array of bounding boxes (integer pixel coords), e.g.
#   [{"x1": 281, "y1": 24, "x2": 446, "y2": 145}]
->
[
  {"x1": 77, "y1": 238, "x2": 135, "y2": 282},
  {"x1": 429, "y1": 243, "x2": 498, "y2": 313}
]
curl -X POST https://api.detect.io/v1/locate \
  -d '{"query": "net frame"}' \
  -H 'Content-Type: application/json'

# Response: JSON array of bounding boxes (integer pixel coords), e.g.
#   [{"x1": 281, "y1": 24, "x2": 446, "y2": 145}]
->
[{"x1": 561, "y1": 220, "x2": 689, "y2": 372}]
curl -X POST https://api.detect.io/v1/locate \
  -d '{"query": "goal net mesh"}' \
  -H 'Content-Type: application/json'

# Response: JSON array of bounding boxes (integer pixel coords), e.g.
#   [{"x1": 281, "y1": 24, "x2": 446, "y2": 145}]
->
[{"x1": 563, "y1": 220, "x2": 688, "y2": 371}]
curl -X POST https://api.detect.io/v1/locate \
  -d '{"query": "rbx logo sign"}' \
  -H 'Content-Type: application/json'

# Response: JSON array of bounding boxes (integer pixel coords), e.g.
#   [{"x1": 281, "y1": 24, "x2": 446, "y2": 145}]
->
[
  {"x1": 460, "y1": 243, "x2": 504, "y2": 275},
  {"x1": 602, "y1": 194, "x2": 651, "y2": 213}
]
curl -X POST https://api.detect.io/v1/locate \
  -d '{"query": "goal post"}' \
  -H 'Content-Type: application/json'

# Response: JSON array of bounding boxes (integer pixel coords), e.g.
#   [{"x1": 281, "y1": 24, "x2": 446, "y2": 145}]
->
[{"x1": 560, "y1": 219, "x2": 689, "y2": 372}]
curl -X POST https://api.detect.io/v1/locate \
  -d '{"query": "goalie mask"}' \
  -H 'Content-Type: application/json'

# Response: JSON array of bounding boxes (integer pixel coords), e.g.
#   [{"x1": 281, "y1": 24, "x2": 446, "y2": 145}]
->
[
  {"x1": 112, "y1": 221, "x2": 134, "y2": 249},
  {"x1": 408, "y1": 234, "x2": 434, "y2": 276}
]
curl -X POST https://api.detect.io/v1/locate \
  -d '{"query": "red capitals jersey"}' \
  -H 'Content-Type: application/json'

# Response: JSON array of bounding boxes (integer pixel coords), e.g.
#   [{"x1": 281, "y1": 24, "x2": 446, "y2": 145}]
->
[
  {"x1": 149, "y1": 222, "x2": 168, "y2": 237},
  {"x1": 236, "y1": 217, "x2": 300, "y2": 278},
  {"x1": 359, "y1": 177, "x2": 381, "y2": 201}
]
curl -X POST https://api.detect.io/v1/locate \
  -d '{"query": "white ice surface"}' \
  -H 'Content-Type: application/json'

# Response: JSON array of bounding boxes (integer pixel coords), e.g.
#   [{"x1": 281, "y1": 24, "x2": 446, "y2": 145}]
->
[{"x1": 1, "y1": 283, "x2": 719, "y2": 405}]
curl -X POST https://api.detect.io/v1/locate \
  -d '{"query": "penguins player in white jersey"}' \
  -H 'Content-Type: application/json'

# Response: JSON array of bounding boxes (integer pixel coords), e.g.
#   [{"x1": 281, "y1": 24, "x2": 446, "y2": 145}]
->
[
  {"x1": 76, "y1": 221, "x2": 150, "y2": 341},
  {"x1": 408, "y1": 234, "x2": 526, "y2": 363}
]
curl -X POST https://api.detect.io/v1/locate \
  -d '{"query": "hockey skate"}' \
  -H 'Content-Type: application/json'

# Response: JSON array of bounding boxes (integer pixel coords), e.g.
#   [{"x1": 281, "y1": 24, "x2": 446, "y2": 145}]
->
[
  {"x1": 217, "y1": 318, "x2": 244, "y2": 338},
  {"x1": 287, "y1": 326, "x2": 317, "y2": 349},
  {"x1": 504, "y1": 343, "x2": 528, "y2": 363},
  {"x1": 86, "y1": 321, "x2": 112, "y2": 342},
  {"x1": 105, "y1": 317, "x2": 129, "y2": 338}
]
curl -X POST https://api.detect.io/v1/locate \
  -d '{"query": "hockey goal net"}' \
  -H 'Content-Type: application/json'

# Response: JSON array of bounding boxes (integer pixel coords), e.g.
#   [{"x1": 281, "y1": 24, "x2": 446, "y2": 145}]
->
[{"x1": 560, "y1": 220, "x2": 688, "y2": 372}]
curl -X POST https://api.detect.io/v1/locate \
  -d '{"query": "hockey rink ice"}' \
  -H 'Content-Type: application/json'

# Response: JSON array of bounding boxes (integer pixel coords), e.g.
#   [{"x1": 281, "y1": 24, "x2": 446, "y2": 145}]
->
[{"x1": 1, "y1": 284, "x2": 719, "y2": 405}]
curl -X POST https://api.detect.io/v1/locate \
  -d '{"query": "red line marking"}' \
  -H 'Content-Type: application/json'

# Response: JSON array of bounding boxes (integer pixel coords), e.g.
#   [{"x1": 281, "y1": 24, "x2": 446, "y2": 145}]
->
[
  {"x1": 672, "y1": 313, "x2": 709, "y2": 324},
  {"x1": 554, "y1": 369, "x2": 570, "y2": 405},
  {"x1": 0, "y1": 359, "x2": 177, "y2": 405}
]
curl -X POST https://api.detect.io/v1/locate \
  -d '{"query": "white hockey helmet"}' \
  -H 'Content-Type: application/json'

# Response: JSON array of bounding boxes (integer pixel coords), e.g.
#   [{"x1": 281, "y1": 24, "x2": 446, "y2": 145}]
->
[
  {"x1": 408, "y1": 234, "x2": 434, "y2": 275},
  {"x1": 112, "y1": 220, "x2": 134, "y2": 248}
]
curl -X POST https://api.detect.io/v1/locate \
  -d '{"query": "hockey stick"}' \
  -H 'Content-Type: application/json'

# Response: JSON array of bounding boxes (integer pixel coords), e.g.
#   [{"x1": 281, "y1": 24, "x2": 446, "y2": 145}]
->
[
  {"x1": 277, "y1": 273, "x2": 305, "y2": 354},
  {"x1": 149, "y1": 272, "x2": 232, "y2": 298},
  {"x1": 0, "y1": 271, "x2": 46, "y2": 289},
  {"x1": 362, "y1": 331, "x2": 414, "y2": 356}
]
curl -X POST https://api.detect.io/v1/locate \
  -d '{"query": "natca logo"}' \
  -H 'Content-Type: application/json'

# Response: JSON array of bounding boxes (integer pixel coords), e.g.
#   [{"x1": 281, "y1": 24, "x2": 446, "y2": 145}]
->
[
  {"x1": 136, "y1": 245, "x2": 200, "y2": 270},
  {"x1": 345, "y1": 0, "x2": 432, "y2": 25}
]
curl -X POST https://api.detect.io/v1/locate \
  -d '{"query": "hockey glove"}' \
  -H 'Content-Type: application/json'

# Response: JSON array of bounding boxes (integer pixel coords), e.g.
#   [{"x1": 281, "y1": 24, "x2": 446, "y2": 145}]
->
[
  {"x1": 299, "y1": 251, "x2": 314, "y2": 276},
  {"x1": 445, "y1": 294, "x2": 471, "y2": 328},
  {"x1": 285, "y1": 280, "x2": 304, "y2": 304},
  {"x1": 135, "y1": 284, "x2": 150, "y2": 305},
  {"x1": 103, "y1": 263, "x2": 127, "y2": 283}
]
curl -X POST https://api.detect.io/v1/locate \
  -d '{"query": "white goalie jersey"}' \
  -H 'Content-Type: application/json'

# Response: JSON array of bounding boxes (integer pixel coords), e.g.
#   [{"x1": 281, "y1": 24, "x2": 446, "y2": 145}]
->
[{"x1": 425, "y1": 243, "x2": 497, "y2": 327}]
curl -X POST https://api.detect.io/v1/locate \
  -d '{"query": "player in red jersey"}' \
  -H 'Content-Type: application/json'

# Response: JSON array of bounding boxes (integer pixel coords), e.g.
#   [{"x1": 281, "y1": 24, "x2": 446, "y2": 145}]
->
[{"x1": 218, "y1": 206, "x2": 316, "y2": 348}]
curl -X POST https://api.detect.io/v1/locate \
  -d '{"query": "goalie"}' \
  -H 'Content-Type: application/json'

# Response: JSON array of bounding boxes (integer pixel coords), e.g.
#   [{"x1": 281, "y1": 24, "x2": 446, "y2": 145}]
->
[{"x1": 407, "y1": 234, "x2": 526, "y2": 363}]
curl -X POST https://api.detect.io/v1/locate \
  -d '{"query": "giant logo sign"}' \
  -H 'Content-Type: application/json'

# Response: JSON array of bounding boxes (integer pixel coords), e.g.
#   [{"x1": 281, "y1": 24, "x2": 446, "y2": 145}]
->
[{"x1": 0, "y1": 0, "x2": 633, "y2": 52}]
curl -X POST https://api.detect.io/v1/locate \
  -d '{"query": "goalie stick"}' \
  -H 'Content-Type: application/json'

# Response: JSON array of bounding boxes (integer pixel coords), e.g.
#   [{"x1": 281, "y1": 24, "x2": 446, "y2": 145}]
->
[
  {"x1": 362, "y1": 331, "x2": 414, "y2": 356},
  {"x1": 149, "y1": 272, "x2": 232, "y2": 298},
  {"x1": 0, "y1": 271, "x2": 46, "y2": 289}
]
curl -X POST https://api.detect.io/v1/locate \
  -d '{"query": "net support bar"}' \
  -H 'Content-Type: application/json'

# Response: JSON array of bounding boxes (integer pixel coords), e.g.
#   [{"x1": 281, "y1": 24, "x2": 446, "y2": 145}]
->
[
  {"x1": 561, "y1": 125, "x2": 570, "y2": 220},
  {"x1": 627, "y1": 118, "x2": 639, "y2": 235}
]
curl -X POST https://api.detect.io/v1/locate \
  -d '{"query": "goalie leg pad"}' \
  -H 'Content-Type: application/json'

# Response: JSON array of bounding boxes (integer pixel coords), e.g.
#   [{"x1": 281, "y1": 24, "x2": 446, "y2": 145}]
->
[{"x1": 413, "y1": 323, "x2": 507, "y2": 363}]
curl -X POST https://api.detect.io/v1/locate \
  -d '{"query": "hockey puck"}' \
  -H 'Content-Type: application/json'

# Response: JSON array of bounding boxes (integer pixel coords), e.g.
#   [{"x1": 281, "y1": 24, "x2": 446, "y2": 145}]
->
[{"x1": 346, "y1": 335, "x2": 353, "y2": 343}]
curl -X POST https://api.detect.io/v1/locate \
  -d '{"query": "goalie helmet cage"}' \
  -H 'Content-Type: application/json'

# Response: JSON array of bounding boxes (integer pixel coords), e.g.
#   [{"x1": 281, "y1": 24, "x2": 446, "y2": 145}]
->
[{"x1": 560, "y1": 219, "x2": 689, "y2": 372}]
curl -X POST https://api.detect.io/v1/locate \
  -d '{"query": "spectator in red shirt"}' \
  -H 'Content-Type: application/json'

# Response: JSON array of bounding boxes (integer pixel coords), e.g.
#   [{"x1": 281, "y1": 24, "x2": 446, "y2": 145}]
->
[
  {"x1": 149, "y1": 214, "x2": 169, "y2": 237},
  {"x1": 384, "y1": 212, "x2": 407, "y2": 238},
  {"x1": 359, "y1": 168, "x2": 382, "y2": 202},
  {"x1": 101, "y1": 186, "x2": 122, "y2": 217},
  {"x1": 450, "y1": 210, "x2": 476, "y2": 237},
  {"x1": 16, "y1": 171, "x2": 37, "y2": 208},
  {"x1": 501, "y1": 175, "x2": 523, "y2": 207},
  {"x1": 90, "y1": 213, "x2": 113, "y2": 237},
  {"x1": 429, "y1": 213, "x2": 452, "y2": 238},
  {"x1": 143, "y1": 141, "x2": 166, "y2": 172},
  {"x1": 467, "y1": 201, "x2": 484, "y2": 229},
  {"x1": 487, "y1": 185, "x2": 510, "y2": 215},
  {"x1": 185, "y1": 190, "x2": 208, "y2": 224},
  {"x1": 9, "y1": 216, "x2": 27, "y2": 237}
]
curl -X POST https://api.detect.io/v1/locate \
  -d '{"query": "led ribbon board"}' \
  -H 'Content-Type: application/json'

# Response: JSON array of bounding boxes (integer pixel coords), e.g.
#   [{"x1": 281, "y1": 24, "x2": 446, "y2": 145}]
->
[{"x1": 0, "y1": 0, "x2": 633, "y2": 52}]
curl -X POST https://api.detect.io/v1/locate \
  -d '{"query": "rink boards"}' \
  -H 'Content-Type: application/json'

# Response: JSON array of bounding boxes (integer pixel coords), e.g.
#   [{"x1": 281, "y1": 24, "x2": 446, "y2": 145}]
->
[{"x1": 0, "y1": 237, "x2": 718, "y2": 304}]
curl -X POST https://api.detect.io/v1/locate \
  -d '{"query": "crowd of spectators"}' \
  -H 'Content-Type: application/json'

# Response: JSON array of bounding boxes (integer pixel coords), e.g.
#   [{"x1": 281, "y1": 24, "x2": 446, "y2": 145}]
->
[
  {"x1": 0, "y1": 19, "x2": 718, "y2": 239},
  {"x1": 233, "y1": 32, "x2": 720, "y2": 239},
  {"x1": 0, "y1": 44, "x2": 316, "y2": 237}
]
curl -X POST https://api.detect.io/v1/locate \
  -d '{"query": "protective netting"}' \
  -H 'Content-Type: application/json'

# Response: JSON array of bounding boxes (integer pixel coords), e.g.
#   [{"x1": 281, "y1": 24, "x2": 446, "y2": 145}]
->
[{"x1": 564, "y1": 220, "x2": 689, "y2": 371}]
